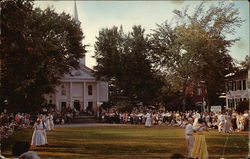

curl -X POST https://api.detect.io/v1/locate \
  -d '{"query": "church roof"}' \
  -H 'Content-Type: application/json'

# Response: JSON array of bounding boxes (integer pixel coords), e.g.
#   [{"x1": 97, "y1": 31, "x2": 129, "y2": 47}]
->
[{"x1": 62, "y1": 63, "x2": 97, "y2": 80}]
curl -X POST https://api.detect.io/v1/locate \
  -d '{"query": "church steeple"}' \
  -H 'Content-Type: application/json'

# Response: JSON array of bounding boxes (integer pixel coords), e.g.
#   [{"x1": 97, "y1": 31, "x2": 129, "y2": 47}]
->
[
  {"x1": 73, "y1": 1, "x2": 85, "y2": 65},
  {"x1": 73, "y1": 0, "x2": 79, "y2": 22}
]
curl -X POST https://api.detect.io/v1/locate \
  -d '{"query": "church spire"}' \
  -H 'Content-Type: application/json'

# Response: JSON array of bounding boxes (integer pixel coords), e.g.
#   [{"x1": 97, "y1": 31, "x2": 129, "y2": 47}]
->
[
  {"x1": 73, "y1": 0, "x2": 79, "y2": 22},
  {"x1": 73, "y1": 1, "x2": 85, "y2": 65}
]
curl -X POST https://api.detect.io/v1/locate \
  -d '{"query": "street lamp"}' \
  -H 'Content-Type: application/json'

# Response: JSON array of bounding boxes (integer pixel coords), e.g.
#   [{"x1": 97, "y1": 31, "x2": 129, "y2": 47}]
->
[{"x1": 203, "y1": 98, "x2": 206, "y2": 112}]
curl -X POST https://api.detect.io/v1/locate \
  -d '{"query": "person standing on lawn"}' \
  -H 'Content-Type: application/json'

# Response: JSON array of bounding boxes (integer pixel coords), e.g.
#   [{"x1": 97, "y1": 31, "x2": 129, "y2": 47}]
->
[
  {"x1": 145, "y1": 112, "x2": 152, "y2": 127},
  {"x1": 31, "y1": 119, "x2": 46, "y2": 147},
  {"x1": 185, "y1": 118, "x2": 195, "y2": 158},
  {"x1": 191, "y1": 118, "x2": 208, "y2": 159}
]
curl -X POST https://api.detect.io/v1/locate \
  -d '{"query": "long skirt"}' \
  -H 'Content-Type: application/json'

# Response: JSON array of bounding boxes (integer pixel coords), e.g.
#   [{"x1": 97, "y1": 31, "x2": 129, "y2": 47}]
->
[
  {"x1": 31, "y1": 129, "x2": 46, "y2": 146},
  {"x1": 44, "y1": 130, "x2": 48, "y2": 144},
  {"x1": 191, "y1": 133, "x2": 208, "y2": 159},
  {"x1": 145, "y1": 118, "x2": 152, "y2": 127},
  {"x1": 49, "y1": 120, "x2": 54, "y2": 130},
  {"x1": 46, "y1": 120, "x2": 51, "y2": 131}
]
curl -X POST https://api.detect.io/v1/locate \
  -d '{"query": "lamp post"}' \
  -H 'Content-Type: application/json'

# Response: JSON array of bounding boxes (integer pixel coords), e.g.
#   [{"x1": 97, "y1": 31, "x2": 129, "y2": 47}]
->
[{"x1": 203, "y1": 97, "x2": 206, "y2": 112}]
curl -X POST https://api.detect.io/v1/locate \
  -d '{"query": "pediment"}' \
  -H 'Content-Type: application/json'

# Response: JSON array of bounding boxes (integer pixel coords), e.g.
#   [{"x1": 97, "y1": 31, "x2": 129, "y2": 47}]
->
[{"x1": 63, "y1": 64, "x2": 95, "y2": 79}]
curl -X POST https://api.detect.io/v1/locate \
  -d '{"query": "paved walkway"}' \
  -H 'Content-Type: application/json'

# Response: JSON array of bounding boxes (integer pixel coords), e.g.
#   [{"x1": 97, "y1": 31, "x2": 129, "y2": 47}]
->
[{"x1": 55, "y1": 123, "x2": 126, "y2": 127}]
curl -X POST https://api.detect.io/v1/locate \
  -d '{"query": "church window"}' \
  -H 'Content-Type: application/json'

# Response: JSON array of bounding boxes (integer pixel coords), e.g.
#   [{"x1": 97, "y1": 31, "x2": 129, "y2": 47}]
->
[
  {"x1": 88, "y1": 85, "x2": 93, "y2": 95},
  {"x1": 237, "y1": 81, "x2": 242, "y2": 90},
  {"x1": 243, "y1": 80, "x2": 246, "y2": 90},
  {"x1": 61, "y1": 85, "x2": 66, "y2": 95}
]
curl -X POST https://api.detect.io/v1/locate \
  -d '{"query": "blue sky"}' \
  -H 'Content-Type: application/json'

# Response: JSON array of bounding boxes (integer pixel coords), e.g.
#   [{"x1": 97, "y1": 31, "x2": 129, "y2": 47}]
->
[{"x1": 34, "y1": 1, "x2": 249, "y2": 68}]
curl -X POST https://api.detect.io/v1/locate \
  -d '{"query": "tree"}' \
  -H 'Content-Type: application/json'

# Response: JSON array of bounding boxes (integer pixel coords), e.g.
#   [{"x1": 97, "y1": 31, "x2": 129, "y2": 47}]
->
[
  {"x1": 94, "y1": 26, "x2": 125, "y2": 106},
  {"x1": 150, "y1": 2, "x2": 243, "y2": 110},
  {"x1": 1, "y1": 0, "x2": 86, "y2": 112},
  {"x1": 94, "y1": 25, "x2": 163, "y2": 108},
  {"x1": 122, "y1": 26, "x2": 164, "y2": 106},
  {"x1": 240, "y1": 55, "x2": 250, "y2": 70}
]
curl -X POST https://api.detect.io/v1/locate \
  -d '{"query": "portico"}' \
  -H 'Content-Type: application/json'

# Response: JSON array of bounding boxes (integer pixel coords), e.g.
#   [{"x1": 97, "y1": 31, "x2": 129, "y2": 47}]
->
[{"x1": 45, "y1": 64, "x2": 108, "y2": 112}]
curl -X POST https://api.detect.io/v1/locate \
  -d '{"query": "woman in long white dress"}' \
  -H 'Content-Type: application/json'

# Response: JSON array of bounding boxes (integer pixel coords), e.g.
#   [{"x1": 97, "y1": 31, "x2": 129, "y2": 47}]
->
[
  {"x1": 45, "y1": 115, "x2": 51, "y2": 131},
  {"x1": 31, "y1": 119, "x2": 46, "y2": 146},
  {"x1": 42, "y1": 117, "x2": 48, "y2": 145},
  {"x1": 223, "y1": 114, "x2": 231, "y2": 133},
  {"x1": 145, "y1": 112, "x2": 152, "y2": 127},
  {"x1": 48, "y1": 113, "x2": 54, "y2": 130}
]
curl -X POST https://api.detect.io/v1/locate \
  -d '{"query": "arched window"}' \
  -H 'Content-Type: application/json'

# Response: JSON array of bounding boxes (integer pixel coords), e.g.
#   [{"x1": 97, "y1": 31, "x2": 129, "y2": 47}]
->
[{"x1": 88, "y1": 85, "x2": 92, "y2": 95}]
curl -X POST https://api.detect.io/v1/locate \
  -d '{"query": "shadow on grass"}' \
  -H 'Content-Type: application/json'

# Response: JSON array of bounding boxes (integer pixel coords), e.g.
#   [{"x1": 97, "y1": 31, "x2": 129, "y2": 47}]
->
[{"x1": 2, "y1": 126, "x2": 248, "y2": 159}]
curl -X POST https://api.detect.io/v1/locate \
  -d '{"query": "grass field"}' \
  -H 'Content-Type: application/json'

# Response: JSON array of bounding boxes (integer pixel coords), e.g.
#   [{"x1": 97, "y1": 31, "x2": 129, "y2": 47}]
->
[{"x1": 1, "y1": 125, "x2": 249, "y2": 159}]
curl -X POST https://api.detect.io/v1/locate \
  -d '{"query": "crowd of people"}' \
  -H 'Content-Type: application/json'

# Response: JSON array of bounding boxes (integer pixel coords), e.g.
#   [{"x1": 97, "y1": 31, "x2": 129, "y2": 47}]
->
[
  {"x1": 1, "y1": 106, "x2": 249, "y2": 142},
  {"x1": 101, "y1": 106, "x2": 249, "y2": 132},
  {"x1": 1, "y1": 105, "x2": 249, "y2": 159},
  {"x1": 0, "y1": 106, "x2": 75, "y2": 141},
  {"x1": 0, "y1": 111, "x2": 34, "y2": 140}
]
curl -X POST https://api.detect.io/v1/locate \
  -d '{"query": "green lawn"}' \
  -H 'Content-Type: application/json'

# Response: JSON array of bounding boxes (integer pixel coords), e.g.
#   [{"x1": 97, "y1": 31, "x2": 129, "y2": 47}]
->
[{"x1": 1, "y1": 125, "x2": 249, "y2": 159}]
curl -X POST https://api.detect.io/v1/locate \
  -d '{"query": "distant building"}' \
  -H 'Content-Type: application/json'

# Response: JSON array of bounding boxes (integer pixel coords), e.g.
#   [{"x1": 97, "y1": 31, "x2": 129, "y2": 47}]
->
[
  {"x1": 45, "y1": 1, "x2": 108, "y2": 112},
  {"x1": 45, "y1": 64, "x2": 108, "y2": 112},
  {"x1": 225, "y1": 69, "x2": 249, "y2": 109},
  {"x1": 186, "y1": 81, "x2": 208, "y2": 111}
]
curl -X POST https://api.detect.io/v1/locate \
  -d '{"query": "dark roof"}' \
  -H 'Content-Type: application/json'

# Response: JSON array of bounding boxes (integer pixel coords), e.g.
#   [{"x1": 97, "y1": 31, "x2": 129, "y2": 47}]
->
[{"x1": 225, "y1": 69, "x2": 248, "y2": 80}]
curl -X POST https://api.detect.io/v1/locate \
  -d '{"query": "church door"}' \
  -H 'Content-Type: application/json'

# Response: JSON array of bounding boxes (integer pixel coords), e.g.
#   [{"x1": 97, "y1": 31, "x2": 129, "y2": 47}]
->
[
  {"x1": 61, "y1": 102, "x2": 66, "y2": 109},
  {"x1": 87, "y1": 101, "x2": 93, "y2": 114},
  {"x1": 74, "y1": 100, "x2": 80, "y2": 111}
]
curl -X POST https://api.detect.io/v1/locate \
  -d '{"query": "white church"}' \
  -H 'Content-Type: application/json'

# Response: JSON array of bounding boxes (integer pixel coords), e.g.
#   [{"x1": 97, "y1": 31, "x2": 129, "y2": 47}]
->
[{"x1": 45, "y1": 2, "x2": 108, "y2": 112}]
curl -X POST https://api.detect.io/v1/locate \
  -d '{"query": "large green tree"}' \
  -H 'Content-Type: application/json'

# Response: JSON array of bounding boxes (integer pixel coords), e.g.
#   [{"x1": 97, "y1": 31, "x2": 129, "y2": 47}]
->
[
  {"x1": 94, "y1": 26, "x2": 163, "y2": 108},
  {"x1": 94, "y1": 26, "x2": 125, "y2": 106},
  {"x1": 122, "y1": 26, "x2": 164, "y2": 106},
  {"x1": 1, "y1": 0, "x2": 86, "y2": 112},
  {"x1": 150, "y1": 2, "x2": 243, "y2": 110}
]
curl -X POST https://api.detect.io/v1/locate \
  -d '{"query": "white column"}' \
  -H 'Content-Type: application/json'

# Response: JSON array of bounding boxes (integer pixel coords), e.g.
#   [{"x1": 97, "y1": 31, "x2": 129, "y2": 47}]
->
[
  {"x1": 81, "y1": 83, "x2": 84, "y2": 111},
  {"x1": 70, "y1": 82, "x2": 72, "y2": 109},
  {"x1": 226, "y1": 97, "x2": 228, "y2": 109},
  {"x1": 96, "y1": 82, "x2": 100, "y2": 117},
  {"x1": 97, "y1": 82, "x2": 100, "y2": 102},
  {"x1": 83, "y1": 82, "x2": 87, "y2": 111},
  {"x1": 234, "y1": 98, "x2": 236, "y2": 109},
  {"x1": 55, "y1": 86, "x2": 60, "y2": 111}
]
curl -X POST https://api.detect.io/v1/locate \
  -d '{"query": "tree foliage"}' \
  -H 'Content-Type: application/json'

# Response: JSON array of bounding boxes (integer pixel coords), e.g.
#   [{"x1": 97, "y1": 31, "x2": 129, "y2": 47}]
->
[
  {"x1": 240, "y1": 55, "x2": 250, "y2": 70},
  {"x1": 150, "y1": 2, "x2": 243, "y2": 110},
  {"x1": 1, "y1": 0, "x2": 86, "y2": 112},
  {"x1": 94, "y1": 26, "x2": 164, "y2": 107}
]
